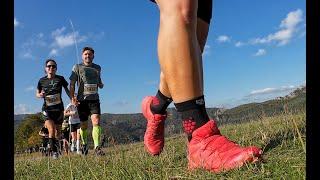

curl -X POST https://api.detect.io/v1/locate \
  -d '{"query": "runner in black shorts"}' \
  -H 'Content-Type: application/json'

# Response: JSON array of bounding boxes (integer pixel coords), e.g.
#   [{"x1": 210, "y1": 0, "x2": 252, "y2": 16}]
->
[
  {"x1": 36, "y1": 59, "x2": 71, "y2": 159},
  {"x1": 61, "y1": 119, "x2": 70, "y2": 154},
  {"x1": 69, "y1": 46, "x2": 105, "y2": 156},
  {"x1": 38, "y1": 124, "x2": 49, "y2": 156}
]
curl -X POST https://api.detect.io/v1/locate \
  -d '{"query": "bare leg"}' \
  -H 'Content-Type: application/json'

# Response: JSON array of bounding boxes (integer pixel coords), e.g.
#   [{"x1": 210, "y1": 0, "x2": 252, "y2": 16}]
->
[
  {"x1": 45, "y1": 120, "x2": 56, "y2": 138},
  {"x1": 159, "y1": 17, "x2": 210, "y2": 98},
  {"x1": 156, "y1": 0, "x2": 201, "y2": 103}
]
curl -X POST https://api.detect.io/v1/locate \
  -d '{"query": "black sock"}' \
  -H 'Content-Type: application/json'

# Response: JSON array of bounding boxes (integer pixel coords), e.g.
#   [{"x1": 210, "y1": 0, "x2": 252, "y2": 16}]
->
[
  {"x1": 174, "y1": 95, "x2": 209, "y2": 141},
  {"x1": 150, "y1": 90, "x2": 173, "y2": 115},
  {"x1": 49, "y1": 138, "x2": 57, "y2": 152}
]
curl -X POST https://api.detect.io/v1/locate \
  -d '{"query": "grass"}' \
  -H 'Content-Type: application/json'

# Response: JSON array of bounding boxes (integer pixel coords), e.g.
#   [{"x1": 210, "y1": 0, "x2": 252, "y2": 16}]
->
[{"x1": 14, "y1": 112, "x2": 306, "y2": 179}]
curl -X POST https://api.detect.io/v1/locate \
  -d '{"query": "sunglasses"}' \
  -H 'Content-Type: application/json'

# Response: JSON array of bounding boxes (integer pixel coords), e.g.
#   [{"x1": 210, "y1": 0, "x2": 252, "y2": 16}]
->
[{"x1": 46, "y1": 65, "x2": 57, "y2": 68}]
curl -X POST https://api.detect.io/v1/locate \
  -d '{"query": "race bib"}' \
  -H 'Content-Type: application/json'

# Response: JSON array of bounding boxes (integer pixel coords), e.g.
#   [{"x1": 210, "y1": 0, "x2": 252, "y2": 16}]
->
[
  {"x1": 83, "y1": 84, "x2": 98, "y2": 95},
  {"x1": 45, "y1": 94, "x2": 61, "y2": 106}
]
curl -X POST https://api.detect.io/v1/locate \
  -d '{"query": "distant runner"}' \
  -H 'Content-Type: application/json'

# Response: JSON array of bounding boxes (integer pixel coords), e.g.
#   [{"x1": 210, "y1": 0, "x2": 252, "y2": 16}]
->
[
  {"x1": 69, "y1": 46, "x2": 105, "y2": 156},
  {"x1": 38, "y1": 124, "x2": 49, "y2": 156},
  {"x1": 64, "y1": 97, "x2": 81, "y2": 154},
  {"x1": 36, "y1": 59, "x2": 71, "y2": 159}
]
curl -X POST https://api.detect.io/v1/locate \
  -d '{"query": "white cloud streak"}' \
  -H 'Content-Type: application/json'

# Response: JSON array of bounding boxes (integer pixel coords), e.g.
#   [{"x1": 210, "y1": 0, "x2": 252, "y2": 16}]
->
[
  {"x1": 253, "y1": 49, "x2": 266, "y2": 56},
  {"x1": 51, "y1": 26, "x2": 87, "y2": 49},
  {"x1": 203, "y1": 45, "x2": 211, "y2": 56},
  {"x1": 217, "y1": 35, "x2": 231, "y2": 43},
  {"x1": 235, "y1": 41, "x2": 245, "y2": 47},
  {"x1": 249, "y1": 85, "x2": 296, "y2": 96},
  {"x1": 49, "y1": 49, "x2": 58, "y2": 56},
  {"x1": 14, "y1": 104, "x2": 32, "y2": 114},
  {"x1": 25, "y1": 86, "x2": 35, "y2": 92},
  {"x1": 250, "y1": 9, "x2": 303, "y2": 46},
  {"x1": 14, "y1": 18, "x2": 20, "y2": 28}
]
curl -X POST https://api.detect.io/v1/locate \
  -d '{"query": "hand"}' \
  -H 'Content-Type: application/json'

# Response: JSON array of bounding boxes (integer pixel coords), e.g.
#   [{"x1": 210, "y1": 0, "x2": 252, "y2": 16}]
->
[
  {"x1": 99, "y1": 83, "x2": 104, "y2": 89},
  {"x1": 72, "y1": 96, "x2": 80, "y2": 106},
  {"x1": 39, "y1": 90, "x2": 45, "y2": 98}
]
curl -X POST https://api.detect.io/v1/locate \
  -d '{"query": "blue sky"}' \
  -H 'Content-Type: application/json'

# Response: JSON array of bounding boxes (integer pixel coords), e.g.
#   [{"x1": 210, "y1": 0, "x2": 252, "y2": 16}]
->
[{"x1": 14, "y1": 0, "x2": 306, "y2": 114}]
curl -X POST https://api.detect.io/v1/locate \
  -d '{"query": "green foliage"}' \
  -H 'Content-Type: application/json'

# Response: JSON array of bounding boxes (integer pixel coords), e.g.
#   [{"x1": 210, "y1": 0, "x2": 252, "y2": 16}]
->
[{"x1": 14, "y1": 113, "x2": 44, "y2": 151}]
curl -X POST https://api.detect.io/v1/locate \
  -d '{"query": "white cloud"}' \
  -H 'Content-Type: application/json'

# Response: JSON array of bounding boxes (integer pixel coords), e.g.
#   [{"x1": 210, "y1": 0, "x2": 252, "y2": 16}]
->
[
  {"x1": 51, "y1": 27, "x2": 87, "y2": 49},
  {"x1": 203, "y1": 45, "x2": 211, "y2": 56},
  {"x1": 253, "y1": 49, "x2": 266, "y2": 56},
  {"x1": 217, "y1": 35, "x2": 231, "y2": 43},
  {"x1": 249, "y1": 85, "x2": 296, "y2": 96},
  {"x1": 250, "y1": 9, "x2": 303, "y2": 46},
  {"x1": 20, "y1": 33, "x2": 47, "y2": 60},
  {"x1": 51, "y1": 27, "x2": 66, "y2": 37},
  {"x1": 25, "y1": 86, "x2": 35, "y2": 92},
  {"x1": 280, "y1": 9, "x2": 303, "y2": 29},
  {"x1": 14, "y1": 18, "x2": 20, "y2": 28},
  {"x1": 235, "y1": 41, "x2": 245, "y2": 47},
  {"x1": 49, "y1": 49, "x2": 58, "y2": 56},
  {"x1": 38, "y1": 33, "x2": 44, "y2": 38},
  {"x1": 14, "y1": 104, "x2": 32, "y2": 114},
  {"x1": 21, "y1": 51, "x2": 35, "y2": 59}
]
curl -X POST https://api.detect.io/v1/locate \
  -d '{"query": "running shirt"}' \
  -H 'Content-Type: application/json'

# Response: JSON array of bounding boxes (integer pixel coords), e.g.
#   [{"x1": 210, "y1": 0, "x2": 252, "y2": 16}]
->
[
  {"x1": 69, "y1": 63, "x2": 102, "y2": 101},
  {"x1": 37, "y1": 75, "x2": 68, "y2": 111},
  {"x1": 65, "y1": 103, "x2": 80, "y2": 124}
]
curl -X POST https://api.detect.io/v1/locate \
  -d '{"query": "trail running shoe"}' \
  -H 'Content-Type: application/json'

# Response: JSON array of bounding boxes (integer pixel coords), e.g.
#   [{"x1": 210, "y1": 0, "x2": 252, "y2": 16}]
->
[
  {"x1": 188, "y1": 120, "x2": 263, "y2": 173},
  {"x1": 94, "y1": 146, "x2": 105, "y2": 156},
  {"x1": 142, "y1": 96, "x2": 167, "y2": 155},
  {"x1": 52, "y1": 152, "x2": 59, "y2": 159},
  {"x1": 71, "y1": 145, "x2": 77, "y2": 152},
  {"x1": 82, "y1": 144, "x2": 89, "y2": 155}
]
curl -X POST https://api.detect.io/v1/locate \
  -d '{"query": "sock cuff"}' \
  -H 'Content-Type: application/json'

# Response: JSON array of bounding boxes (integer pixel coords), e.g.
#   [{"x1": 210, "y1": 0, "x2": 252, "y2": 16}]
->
[
  {"x1": 174, "y1": 95, "x2": 205, "y2": 112},
  {"x1": 157, "y1": 90, "x2": 173, "y2": 102}
]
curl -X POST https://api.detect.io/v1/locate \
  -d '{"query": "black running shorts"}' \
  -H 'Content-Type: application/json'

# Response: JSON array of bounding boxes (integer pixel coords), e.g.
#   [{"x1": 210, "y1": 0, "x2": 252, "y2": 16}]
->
[
  {"x1": 70, "y1": 123, "x2": 81, "y2": 132},
  {"x1": 77, "y1": 100, "x2": 101, "y2": 122},
  {"x1": 149, "y1": 0, "x2": 212, "y2": 24},
  {"x1": 42, "y1": 110, "x2": 64, "y2": 124}
]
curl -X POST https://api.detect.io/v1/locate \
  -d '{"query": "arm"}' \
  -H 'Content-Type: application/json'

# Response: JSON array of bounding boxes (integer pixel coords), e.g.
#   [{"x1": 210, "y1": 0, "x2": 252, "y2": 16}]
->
[
  {"x1": 69, "y1": 80, "x2": 77, "y2": 100},
  {"x1": 98, "y1": 66, "x2": 104, "y2": 89},
  {"x1": 64, "y1": 86, "x2": 71, "y2": 100},
  {"x1": 64, "y1": 108, "x2": 75, "y2": 117},
  {"x1": 69, "y1": 65, "x2": 78, "y2": 98},
  {"x1": 39, "y1": 129, "x2": 45, "y2": 136},
  {"x1": 36, "y1": 80, "x2": 45, "y2": 98},
  {"x1": 62, "y1": 77, "x2": 71, "y2": 99},
  {"x1": 36, "y1": 89, "x2": 45, "y2": 98}
]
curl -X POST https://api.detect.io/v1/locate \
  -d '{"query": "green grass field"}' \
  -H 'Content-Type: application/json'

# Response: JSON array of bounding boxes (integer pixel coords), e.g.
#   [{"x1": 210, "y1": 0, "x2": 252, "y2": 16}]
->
[{"x1": 14, "y1": 112, "x2": 305, "y2": 179}]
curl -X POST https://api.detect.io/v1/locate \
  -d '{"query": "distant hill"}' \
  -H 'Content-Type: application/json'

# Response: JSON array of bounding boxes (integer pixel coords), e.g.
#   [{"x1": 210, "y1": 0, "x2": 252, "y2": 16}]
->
[
  {"x1": 14, "y1": 86, "x2": 305, "y2": 148},
  {"x1": 14, "y1": 114, "x2": 31, "y2": 131},
  {"x1": 215, "y1": 86, "x2": 306, "y2": 125}
]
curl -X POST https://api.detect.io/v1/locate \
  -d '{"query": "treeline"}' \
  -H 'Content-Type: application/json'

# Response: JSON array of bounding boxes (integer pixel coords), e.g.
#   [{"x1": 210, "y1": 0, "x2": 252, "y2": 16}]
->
[{"x1": 14, "y1": 113, "x2": 45, "y2": 152}]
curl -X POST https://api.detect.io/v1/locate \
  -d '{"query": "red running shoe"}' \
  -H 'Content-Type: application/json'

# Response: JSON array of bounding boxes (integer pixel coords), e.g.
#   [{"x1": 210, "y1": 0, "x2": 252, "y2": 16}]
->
[
  {"x1": 188, "y1": 120, "x2": 262, "y2": 173},
  {"x1": 142, "y1": 96, "x2": 167, "y2": 155}
]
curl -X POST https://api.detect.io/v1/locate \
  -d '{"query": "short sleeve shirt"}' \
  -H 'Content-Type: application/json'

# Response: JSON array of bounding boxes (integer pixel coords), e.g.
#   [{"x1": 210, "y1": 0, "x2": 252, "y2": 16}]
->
[
  {"x1": 69, "y1": 63, "x2": 102, "y2": 101},
  {"x1": 65, "y1": 103, "x2": 80, "y2": 124},
  {"x1": 37, "y1": 75, "x2": 68, "y2": 111}
]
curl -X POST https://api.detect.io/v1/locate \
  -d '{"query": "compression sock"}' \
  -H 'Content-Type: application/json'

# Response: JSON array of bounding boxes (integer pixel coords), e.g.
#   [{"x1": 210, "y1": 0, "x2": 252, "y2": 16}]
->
[
  {"x1": 174, "y1": 95, "x2": 210, "y2": 141},
  {"x1": 92, "y1": 126, "x2": 102, "y2": 149},
  {"x1": 76, "y1": 139, "x2": 80, "y2": 152},
  {"x1": 80, "y1": 128, "x2": 88, "y2": 145},
  {"x1": 150, "y1": 90, "x2": 173, "y2": 115}
]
